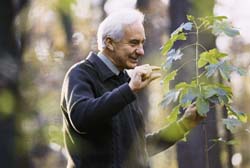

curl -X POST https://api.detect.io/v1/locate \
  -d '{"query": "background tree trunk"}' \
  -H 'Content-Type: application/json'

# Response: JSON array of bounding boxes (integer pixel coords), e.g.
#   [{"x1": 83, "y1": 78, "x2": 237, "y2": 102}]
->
[{"x1": 0, "y1": 0, "x2": 30, "y2": 167}]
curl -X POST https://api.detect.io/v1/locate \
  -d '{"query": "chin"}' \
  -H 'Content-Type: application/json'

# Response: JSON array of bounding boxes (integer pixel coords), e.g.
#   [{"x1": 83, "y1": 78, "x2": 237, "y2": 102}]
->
[{"x1": 128, "y1": 64, "x2": 137, "y2": 69}]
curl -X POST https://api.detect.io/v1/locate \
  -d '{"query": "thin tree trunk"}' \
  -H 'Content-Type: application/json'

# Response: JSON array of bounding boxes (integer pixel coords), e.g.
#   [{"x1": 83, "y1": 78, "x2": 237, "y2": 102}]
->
[{"x1": 169, "y1": 0, "x2": 222, "y2": 167}]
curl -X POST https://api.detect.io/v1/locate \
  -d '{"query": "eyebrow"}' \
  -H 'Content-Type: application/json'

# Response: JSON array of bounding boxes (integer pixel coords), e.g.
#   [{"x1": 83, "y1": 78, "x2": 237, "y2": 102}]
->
[{"x1": 129, "y1": 39, "x2": 145, "y2": 44}]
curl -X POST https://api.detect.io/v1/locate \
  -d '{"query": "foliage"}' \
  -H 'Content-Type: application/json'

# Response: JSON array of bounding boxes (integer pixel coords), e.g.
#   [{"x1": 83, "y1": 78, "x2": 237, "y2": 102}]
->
[{"x1": 160, "y1": 15, "x2": 247, "y2": 133}]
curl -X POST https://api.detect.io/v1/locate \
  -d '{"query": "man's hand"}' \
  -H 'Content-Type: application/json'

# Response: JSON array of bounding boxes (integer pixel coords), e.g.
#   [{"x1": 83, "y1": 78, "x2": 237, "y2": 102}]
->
[
  {"x1": 178, "y1": 103, "x2": 205, "y2": 131},
  {"x1": 128, "y1": 64, "x2": 161, "y2": 92}
]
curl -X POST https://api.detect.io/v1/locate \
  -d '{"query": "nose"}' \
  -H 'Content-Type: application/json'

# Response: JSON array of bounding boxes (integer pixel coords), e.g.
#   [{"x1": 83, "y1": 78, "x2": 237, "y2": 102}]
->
[{"x1": 136, "y1": 45, "x2": 144, "y2": 56}]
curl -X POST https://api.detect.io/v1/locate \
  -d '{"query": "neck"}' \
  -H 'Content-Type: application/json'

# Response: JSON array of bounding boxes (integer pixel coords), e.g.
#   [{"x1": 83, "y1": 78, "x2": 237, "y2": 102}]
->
[{"x1": 101, "y1": 50, "x2": 123, "y2": 71}]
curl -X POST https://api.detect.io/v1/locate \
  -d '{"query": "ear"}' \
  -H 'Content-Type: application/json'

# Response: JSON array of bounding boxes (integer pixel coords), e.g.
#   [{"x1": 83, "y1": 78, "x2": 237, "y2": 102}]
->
[{"x1": 105, "y1": 37, "x2": 114, "y2": 51}]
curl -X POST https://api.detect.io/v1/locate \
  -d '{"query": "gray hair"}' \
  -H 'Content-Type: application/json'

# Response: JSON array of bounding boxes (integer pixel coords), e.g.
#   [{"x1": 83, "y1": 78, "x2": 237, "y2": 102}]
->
[{"x1": 97, "y1": 9, "x2": 144, "y2": 51}]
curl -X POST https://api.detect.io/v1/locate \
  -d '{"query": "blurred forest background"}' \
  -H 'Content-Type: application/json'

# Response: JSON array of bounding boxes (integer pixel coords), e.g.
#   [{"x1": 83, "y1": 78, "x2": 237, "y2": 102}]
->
[{"x1": 0, "y1": 0, "x2": 250, "y2": 168}]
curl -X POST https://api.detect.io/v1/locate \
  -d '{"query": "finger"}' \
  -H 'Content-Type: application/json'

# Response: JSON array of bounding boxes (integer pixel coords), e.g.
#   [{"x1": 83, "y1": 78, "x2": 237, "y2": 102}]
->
[
  {"x1": 150, "y1": 65, "x2": 161, "y2": 71},
  {"x1": 149, "y1": 72, "x2": 161, "y2": 82}
]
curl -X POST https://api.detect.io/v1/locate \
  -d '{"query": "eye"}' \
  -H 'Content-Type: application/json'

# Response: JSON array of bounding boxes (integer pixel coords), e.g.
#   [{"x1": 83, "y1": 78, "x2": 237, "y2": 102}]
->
[
  {"x1": 129, "y1": 40, "x2": 139, "y2": 46},
  {"x1": 129, "y1": 39, "x2": 145, "y2": 47}
]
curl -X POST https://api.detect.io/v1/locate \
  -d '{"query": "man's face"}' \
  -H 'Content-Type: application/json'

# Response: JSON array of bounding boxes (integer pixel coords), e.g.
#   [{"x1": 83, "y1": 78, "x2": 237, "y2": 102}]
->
[{"x1": 111, "y1": 22, "x2": 145, "y2": 70}]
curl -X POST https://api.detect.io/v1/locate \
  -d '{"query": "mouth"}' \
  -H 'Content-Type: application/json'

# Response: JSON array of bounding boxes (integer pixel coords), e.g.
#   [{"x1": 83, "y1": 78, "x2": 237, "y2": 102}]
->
[{"x1": 129, "y1": 56, "x2": 139, "y2": 63}]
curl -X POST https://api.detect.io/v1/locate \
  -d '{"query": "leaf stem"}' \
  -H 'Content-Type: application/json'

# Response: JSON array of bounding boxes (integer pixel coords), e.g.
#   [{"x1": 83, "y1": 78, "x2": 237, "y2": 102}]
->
[
  {"x1": 177, "y1": 59, "x2": 195, "y2": 72},
  {"x1": 194, "y1": 21, "x2": 199, "y2": 87},
  {"x1": 203, "y1": 124, "x2": 210, "y2": 168}
]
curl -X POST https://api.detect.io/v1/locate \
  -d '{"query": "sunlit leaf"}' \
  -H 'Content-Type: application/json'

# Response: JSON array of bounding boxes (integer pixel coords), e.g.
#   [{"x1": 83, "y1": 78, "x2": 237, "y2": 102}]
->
[
  {"x1": 168, "y1": 49, "x2": 184, "y2": 60},
  {"x1": 57, "y1": 0, "x2": 76, "y2": 13},
  {"x1": 162, "y1": 70, "x2": 177, "y2": 91},
  {"x1": 226, "y1": 139, "x2": 239, "y2": 145},
  {"x1": 161, "y1": 30, "x2": 187, "y2": 55},
  {"x1": 187, "y1": 15, "x2": 195, "y2": 22},
  {"x1": 161, "y1": 90, "x2": 180, "y2": 108},
  {"x1": 205, "y1": 63, "x2": 219, "y2": 77},
  {"x1": 198, "y1": 49, "x2": 227, "y2": 68},
  {"x1": 172, "y1": 22, "x2": 192, "y2": 33},
  {"x1": 223, "y1": 118, "x2": 242, "y2": 133},
  {"x1": 161, "y1": 40, "x2": 174, "y2": 56},
  {"x1": 198, "y1": 16, "x2": 227, "y2": 29},
  {"x1": 196, "y1": 97, "x2": 209, "y2": 116},
  {"x1": 203, "y1": 85, "x2": 227, "y2": 99},
  {"x1": 175, "y1": 82, "x2": 189, "y2": 90},
  {"x1": 163, "y1": 49, "x2": 184, "y2": 70},
  {"x1": 165, "y1": 105, "x2": 180, "y2": 123},
  {"x1": 183, "y1": 22, "x2": 193, "y2": 31},
  {"x1": 212, "y1": 21, "x2": 240, "y2": 37},
  {"x1": 0, "y1": 89, "x2": 15, "y2": 117},
  {"x1": 227, "y1": 106, "x2": 247, "y2": 123},
  {"x1": 210, "y1": 138, "x2": 239, "y2": 145},
  {"x1": 231, "y1": 66, "x2": 247, "y2": 76},
  {"x1": 205, "y1": 61, "x2": 233, "y2": 80},
  {"x1": 180, "y1": 87, "x2": 199, "y2": 105}
]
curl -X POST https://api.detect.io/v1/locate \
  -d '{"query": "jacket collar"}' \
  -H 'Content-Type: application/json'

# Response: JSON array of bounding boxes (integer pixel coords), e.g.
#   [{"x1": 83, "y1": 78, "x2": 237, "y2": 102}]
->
[
  {"x1": 86, "y1": 52, "x2": 118, "y2": 81},
  {"x1": 86, "y1": 52, "x2": 130, "y2": 82}
]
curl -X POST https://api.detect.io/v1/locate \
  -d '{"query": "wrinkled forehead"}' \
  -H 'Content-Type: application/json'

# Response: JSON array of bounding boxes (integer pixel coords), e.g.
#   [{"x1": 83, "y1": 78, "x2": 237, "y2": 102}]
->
[{"x1": 122, "y1": 22, "x2": 146, "y2": 40}]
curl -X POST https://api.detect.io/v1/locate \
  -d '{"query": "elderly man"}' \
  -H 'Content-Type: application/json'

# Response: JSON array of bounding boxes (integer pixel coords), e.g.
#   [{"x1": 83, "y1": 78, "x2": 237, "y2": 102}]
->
[{"x1": 60, "y1": 9, "x2": 203, "y2": 168}]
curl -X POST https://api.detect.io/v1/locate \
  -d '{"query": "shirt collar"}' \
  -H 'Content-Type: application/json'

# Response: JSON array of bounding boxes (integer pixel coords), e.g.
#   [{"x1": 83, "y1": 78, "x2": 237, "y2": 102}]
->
[
  {"x1": 86, "y1": 52, "x2": 117, "y2": 81},
  {"x1": 97, "y1": 52, "x2": 120, "y2": 76}
]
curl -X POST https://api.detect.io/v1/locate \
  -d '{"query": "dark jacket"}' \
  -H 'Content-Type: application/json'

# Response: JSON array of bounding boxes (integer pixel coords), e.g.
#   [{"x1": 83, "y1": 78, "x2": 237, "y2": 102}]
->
[{"x1": 60, "y1": 52, "x2": 187, "y2": 168}]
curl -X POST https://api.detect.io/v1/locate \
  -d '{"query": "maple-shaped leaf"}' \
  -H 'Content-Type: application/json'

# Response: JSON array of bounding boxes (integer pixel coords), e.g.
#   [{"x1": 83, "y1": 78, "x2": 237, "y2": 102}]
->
[
  {"x1": 206, "y1": 61, "x2": 246, "y2": 81},
  {"x1": 202, "y1": 84, "x2": 232, "y2": 98},
  {"x1": 171, "y1": 22, "x2": 193, "y2": 36},
  {"x1": 223, "y1": 118, "x2": 242, "y2": 133},
  {"x1": 162, "y1": 70, "x2": 177, "y2": 91},
  {"x1": 196, "y1": 97, "x2": 209, "y2": 116},
  {"x1": 163, "y1": 49, "x2": 184, "y2": 70},
  {"x1": 179, "y1": 87, "x2": 199, "y2": 105},
  {"x1": 198, "y1": 16, "x2": 227, "y2": 29},
  {"x1": 205, "y1": 61, "x2": 230, "y2": 80},
  {"x1": 165, "y1": 105, "x2": 180, "y2": 123},
  {"x1": 198, "y1": 49, "x2": 227, "y2": 68},
  {"x1": 227, "y1": 106, "x2": 247, "y2": 123},
  {"x1": 160, "y1": 90, "x2": 180, "y2": 108},
  {"x1": 212, "y1": 21, "x2": 240, "y2": 37},
  {"x1": 161, "y1": 33, "x2": 186, "y2": 55}
]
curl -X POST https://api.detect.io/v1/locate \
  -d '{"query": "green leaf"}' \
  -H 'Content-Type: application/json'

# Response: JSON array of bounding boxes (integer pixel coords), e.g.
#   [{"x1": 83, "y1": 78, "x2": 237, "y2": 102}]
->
[
  {"x1": 198, "y1": 16, "x2": 227, "y2": 29},
  {"x1": 165, "y1": 105, "x2": 180, "y2": 123},
  {"x1": 206, "y1": 61, "x2": 246, "y2": 81},
  {"x1": 175, "y1": 82, "x2": 195, "y2": 90},
  {"x1": 183, "y1": 22, "x2": 193, "y2": 31},
  {"x1": 187, "y1": 15, "x2": 195, "y2": 22},
  {"x1": 203, "y1": 84, "x2": 232, "y2": 104},
  {"x1": 227, "y1": 106, "x2": 247, "y2": 123},
  {"x1": 198, "y1": 49, "x2": 227, "y2": 68},
  {"x1": 163, "y1": 49, "x2": 184, "y2": 70},
  {"x1": 223, "y1": 118, "x2": 242, "y2": 133},
  {"x1": 212, "y1": 21, "x2": 240, "y2": 37},
  {"x1": 203, "y1": 84, "x2": 227, "y2": 99},
  {"x1": 206, "y1": 61, "x2": 232, "y2": 80},
  {"x1": 161, "y1": 40, "x2": 174, "y2": 56},
  {"x1": 162, "y1": 70, "x2": 177, "y2": 91},
  {"x1": 205, "y1": 62, "x2": 220, "y2": 77},
  {"x1": 161, "y1": 90, "x2": 180, "y2": 108},
  {"x1": 57, "y1": 0, "x2": 76, "y2": 13},
  {"x1": 161, "y1": 30, "x2": 187, "y2": 55},
  {"x1": 180, "y1": 87, "x2": 199, "y2": 105},
  {"x1": 196, "y1": 97, "x2": 209, "y2": 116},
  {"x1": 210, "y1": 138, "x2": 239, "y2": 145},
  {"x1": 226, "y1": 139, "x2": 239, "y2": 145},
  {"x1": 231, "y1": 66, "x2": 247, "y2": 76}
]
